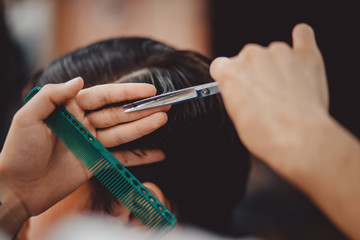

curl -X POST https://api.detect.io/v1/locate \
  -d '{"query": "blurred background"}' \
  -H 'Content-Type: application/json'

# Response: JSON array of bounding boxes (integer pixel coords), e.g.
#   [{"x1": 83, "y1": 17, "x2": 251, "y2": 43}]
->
[{"x1": 1, "y1": 0, "x2": 358, "y2": 239}]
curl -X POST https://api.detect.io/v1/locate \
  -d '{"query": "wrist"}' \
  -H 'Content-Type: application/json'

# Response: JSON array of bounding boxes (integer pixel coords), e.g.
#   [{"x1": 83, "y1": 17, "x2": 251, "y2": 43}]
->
[
  {"x1": 266, "y1": 112, "x2": 335, "y2": 182},
  {"x1": 283, "y1": 115, "x2": 360, "y2": 239},
  {"x1": 0, "y1": 178, "x2": 30, "y2": 237},
  {"x1": 279, "y1": 113, "x2": 359, "y2": 190}
]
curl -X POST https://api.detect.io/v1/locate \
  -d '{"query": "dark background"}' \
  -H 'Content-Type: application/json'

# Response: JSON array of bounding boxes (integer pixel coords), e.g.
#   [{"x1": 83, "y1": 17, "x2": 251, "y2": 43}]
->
[
  {"x1": 210, "y1": 1, "x2": 358, "y2": 239},
  {"x1": 0, "y1": 2, "x2": 27, "y2": 150},
  {"x1": 211, "y1": 1, "x2": 359, "y2": 138}
]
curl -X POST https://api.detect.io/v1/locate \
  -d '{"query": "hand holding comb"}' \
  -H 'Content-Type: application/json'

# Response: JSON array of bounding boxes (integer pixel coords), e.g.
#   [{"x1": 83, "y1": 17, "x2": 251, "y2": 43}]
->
[{"x1": 24, "y1": 86, "x2": 177, "y2": 233}]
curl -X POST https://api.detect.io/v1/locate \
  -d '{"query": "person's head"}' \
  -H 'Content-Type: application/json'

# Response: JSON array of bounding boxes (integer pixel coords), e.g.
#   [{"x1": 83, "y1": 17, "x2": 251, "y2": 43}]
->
[{"x1": 21, "y1": 38, "x2": 249, "y2": 239}]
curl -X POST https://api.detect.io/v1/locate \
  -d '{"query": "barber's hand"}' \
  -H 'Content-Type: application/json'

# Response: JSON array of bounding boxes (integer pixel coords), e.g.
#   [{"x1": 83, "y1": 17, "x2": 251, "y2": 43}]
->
[
  {"x1": 0, "y1": 78, "x2": 168, "y2": 233},
  {"x1": 210, "y1": 23, "x2": 329, "y2": 176}
]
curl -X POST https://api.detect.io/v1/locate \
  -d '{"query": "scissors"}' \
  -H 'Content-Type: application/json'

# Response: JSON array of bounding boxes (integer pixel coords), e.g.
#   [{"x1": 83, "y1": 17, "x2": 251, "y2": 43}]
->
[{"x1": 123, "y1": 82, "x2": 220, "y2": 113}]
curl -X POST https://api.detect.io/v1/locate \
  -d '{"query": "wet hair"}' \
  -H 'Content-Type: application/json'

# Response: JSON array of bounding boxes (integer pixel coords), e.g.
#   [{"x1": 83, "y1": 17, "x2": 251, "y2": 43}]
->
[{"x1": 27, "y1": 38, "x2": 250, "y2": 235}]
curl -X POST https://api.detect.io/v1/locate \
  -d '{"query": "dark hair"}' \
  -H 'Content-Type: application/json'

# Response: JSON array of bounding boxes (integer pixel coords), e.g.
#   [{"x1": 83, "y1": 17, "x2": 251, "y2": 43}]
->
[{"x1": 27, "y1": 38, "x2": 250, "y2": 235}]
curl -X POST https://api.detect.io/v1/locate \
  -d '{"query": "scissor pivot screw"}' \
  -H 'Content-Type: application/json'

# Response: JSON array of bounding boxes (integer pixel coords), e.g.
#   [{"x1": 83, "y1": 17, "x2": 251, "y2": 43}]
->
[{"x1": 201, "y1": 88, "x2": 210, "y2": 96}]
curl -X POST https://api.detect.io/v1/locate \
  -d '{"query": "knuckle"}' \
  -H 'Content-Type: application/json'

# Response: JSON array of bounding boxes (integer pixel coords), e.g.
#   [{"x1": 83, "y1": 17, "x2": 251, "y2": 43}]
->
[
  {"x1": 215, "y1": 63, "x2": 232, "y2": 80},
  {"x1": 12, "y1": 110, "x2": 23, "y2": 124},
  {"x1": 40, "y1": 84, "x2": 58, "y2": 100},
  {"x1": 268, "y1": 41, "x2": 290, "y2": 51},
  {"x1": 104, "y1": 90, "x2": 113, "y2": 106},
  {"x1": 41, "y1": 83, "x2": 56, "y2": 93},
  {"x1": 111, "y1": 107, "x2": 124, "y2": 124},
  {"x1": 12, "y1": 109, "x2": 31, "y2": 128},
  {"x1": 242, "y1": 43, "x2": 263, "y2": 53},
  {"x1": 86, "y1": 112, "x2": 98, "y2": 126},
  {"x1": 240, "y1": 43, "x2": 264, "y2": 60},
  {"x1": 116, "y1": 106, "x2": 124, "y2": 119}
]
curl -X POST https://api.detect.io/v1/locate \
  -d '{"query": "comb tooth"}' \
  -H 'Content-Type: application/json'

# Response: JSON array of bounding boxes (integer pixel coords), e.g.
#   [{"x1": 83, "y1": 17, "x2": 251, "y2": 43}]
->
[
  {"x1": 106, "y1": 175, "x2": 124, "y2": 193},
  {"x1": 142, "y1": 211, "x2": 158, "y2": 229},
  {"x1": 150, "y1": 218, "x2": 163, "y2": 232},
  {"x1": 105, "y1": 170, "x2": 124, "y2": 191},
  {"x1": 131, "y1": 195, "x2": 155, "y2": 222},
  {"x1": 89, "y1": 159, "x2": 102, "y2": 172},
  {"x1": 109, "y1": 167, "x2": 129, "y2": 193},
  {"x1": 149, "y1": 215, "x2": 164, "y2": 231},
  {"x1": 87, "y1": 152, "x2": 104, "y2": 169},
  {"x1": 150, "y1": 210, "x2": 166, "y2": 228},
  {"x1": 126, "y1": 192, "x2": 140, "y2": 210},
  {"x1": 96, "y1": 166, "x2": 111, "y2": 181},
  {"x1": 127, "y1": 193, "x2": 143, "y2": 210},
  {"x1": 128, "y1": 193, "x2": 145, "y2": 215},
  {"x1": 130, "y1": 201, "x2": 145, "y2": 219},
  {"x1": 96, "y1": 163, "x2": 112, "y2": 181},
  {"x1": 121, "y1": 183, "x2": 134, "y2": 198},
  {"x1": 98, "y1": 167, "x2": 115, "y2": 184},
  {"x1": 108, "y1": 176, "x2": 131, "y2": 203},
  {"x1": 122, "y1": 191, "x2": 134, "y2": 207},
  {"x1": 115, "y1": 183, "x2": 130, "y2": 202},
  {"x1": 126, "y1": 196, "x2": 141, "y2": 215},
  {"x1": 139, "y1": 204, "x2": 157, "y2": 225},
  {"x1": 128, "y1": 192, "x2": 143, "y2": 210},
  {"x1": 94, "y1": 168, "x2": 111, "y2": 183},
  {"x1": 113, "y1": 180, "x2": 129, "y2": 199},
  {"x1": 144, "y1": 209, "x2": 160, "y2": 228},
  {"x1": 111, "y1": 178, "x2": 127, "y2": 197},
  {"x1": 90, "y1": 158, "x2": 107, "y2": 174},
  {"x1": 102, "y1": 168, "x2": 118, "y2": 186},
  {"x1": 122, "y1": 190, "x2": 138, "y2": 207},
  {"x1": 135, "y1": 200, "x2": 152, "y2": 220},
  {"x1": 108, "y1": 176, "x2": 125, "y2": 194},
  {"x1": 153, "y1": 217, "x2": 167, "y2": 231},
  {"x1": 147, "y1": 216, "x2": 161, "y2": 231},
  {"x1": 153, "y1": 222, "x2": 164, "y2": 231},
  {"x1": 117, "y1": 183, "x2": 132, "y2": 202},
  {"x1": 92, "y1": 160, "x2": 108, "y2": 176}
]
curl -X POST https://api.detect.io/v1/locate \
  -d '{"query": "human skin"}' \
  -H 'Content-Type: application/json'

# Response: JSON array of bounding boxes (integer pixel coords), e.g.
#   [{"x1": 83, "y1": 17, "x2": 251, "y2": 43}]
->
[
  {"x1": 210, "y1": 23, "x2": 360, "y2": 239},
  {"x1": 0, "y1": 78, "x2": 169, "y2": 237},
  {"x1": 21, "y1": 180, "x2": 167, "y2": 240}
]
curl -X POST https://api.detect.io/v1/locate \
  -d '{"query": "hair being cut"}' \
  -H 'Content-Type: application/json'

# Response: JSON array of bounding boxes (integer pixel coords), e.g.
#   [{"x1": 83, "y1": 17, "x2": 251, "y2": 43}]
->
[{"x1": 27, "y1": 38, "x2": 250, "y2": 235}]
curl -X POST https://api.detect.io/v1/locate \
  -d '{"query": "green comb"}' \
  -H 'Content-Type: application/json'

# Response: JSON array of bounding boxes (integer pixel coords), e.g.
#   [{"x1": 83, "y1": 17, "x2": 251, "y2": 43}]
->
[{"x1": 24, "y1": 86, "x2": 177, "y2": 233}]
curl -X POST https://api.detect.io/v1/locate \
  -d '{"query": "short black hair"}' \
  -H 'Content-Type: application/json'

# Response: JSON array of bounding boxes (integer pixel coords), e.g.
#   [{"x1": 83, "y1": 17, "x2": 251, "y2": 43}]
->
[{"x1": 28, "y1": 38, "x2": 250, "y2": 236}]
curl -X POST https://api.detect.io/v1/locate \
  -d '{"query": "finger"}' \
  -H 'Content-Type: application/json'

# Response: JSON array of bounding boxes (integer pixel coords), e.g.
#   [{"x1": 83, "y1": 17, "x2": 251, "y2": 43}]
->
[
  {"x1": 238, "y1": 44, "x2": 280, "y2": 85},
  {"x1": 239, "y1": 43, "x2": 265, "y2": 56},
  {"x1": 268, "y1": 41, "x2": 292, "y2": 54},
  {"x1": 76, "y1": 83, "x2": 156, "y2": 110},
  {"x1": 268, "y1": 41, "x2": 294, "y2": 70},
  {"x1": 111, "y1": 149, "x2": 165, "y2": 167},
  {"x1": 87, "y1": 105, "x2": 171, "y2": 128},
  {"x1": 209, "y1": 57, "x2": 231, "y2": 82},
  {"x1": 292, "y1": 23, "x2": 318, "y2": 52},
  {"x1": 20, "y1": 77, "x2": 84, "y2": 122},
  {"x1": 97, "y1": 112, "x2": 168, "y2": 147}
]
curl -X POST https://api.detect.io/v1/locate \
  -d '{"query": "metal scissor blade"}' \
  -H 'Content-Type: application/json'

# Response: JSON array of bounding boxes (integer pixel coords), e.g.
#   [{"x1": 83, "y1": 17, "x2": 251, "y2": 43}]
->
[{"x1": 123, "y1": 82, "x2": 219, "y2": 113}]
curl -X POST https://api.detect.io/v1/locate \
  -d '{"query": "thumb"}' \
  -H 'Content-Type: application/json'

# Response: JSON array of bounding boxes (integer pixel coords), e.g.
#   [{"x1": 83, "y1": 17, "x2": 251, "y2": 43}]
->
[
  {"x1": 21, "y1": 77, "x2": 84, "y2": 121},
  {"x1": 292, "y1": 23, "x2": 319, "y2": 53}
]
